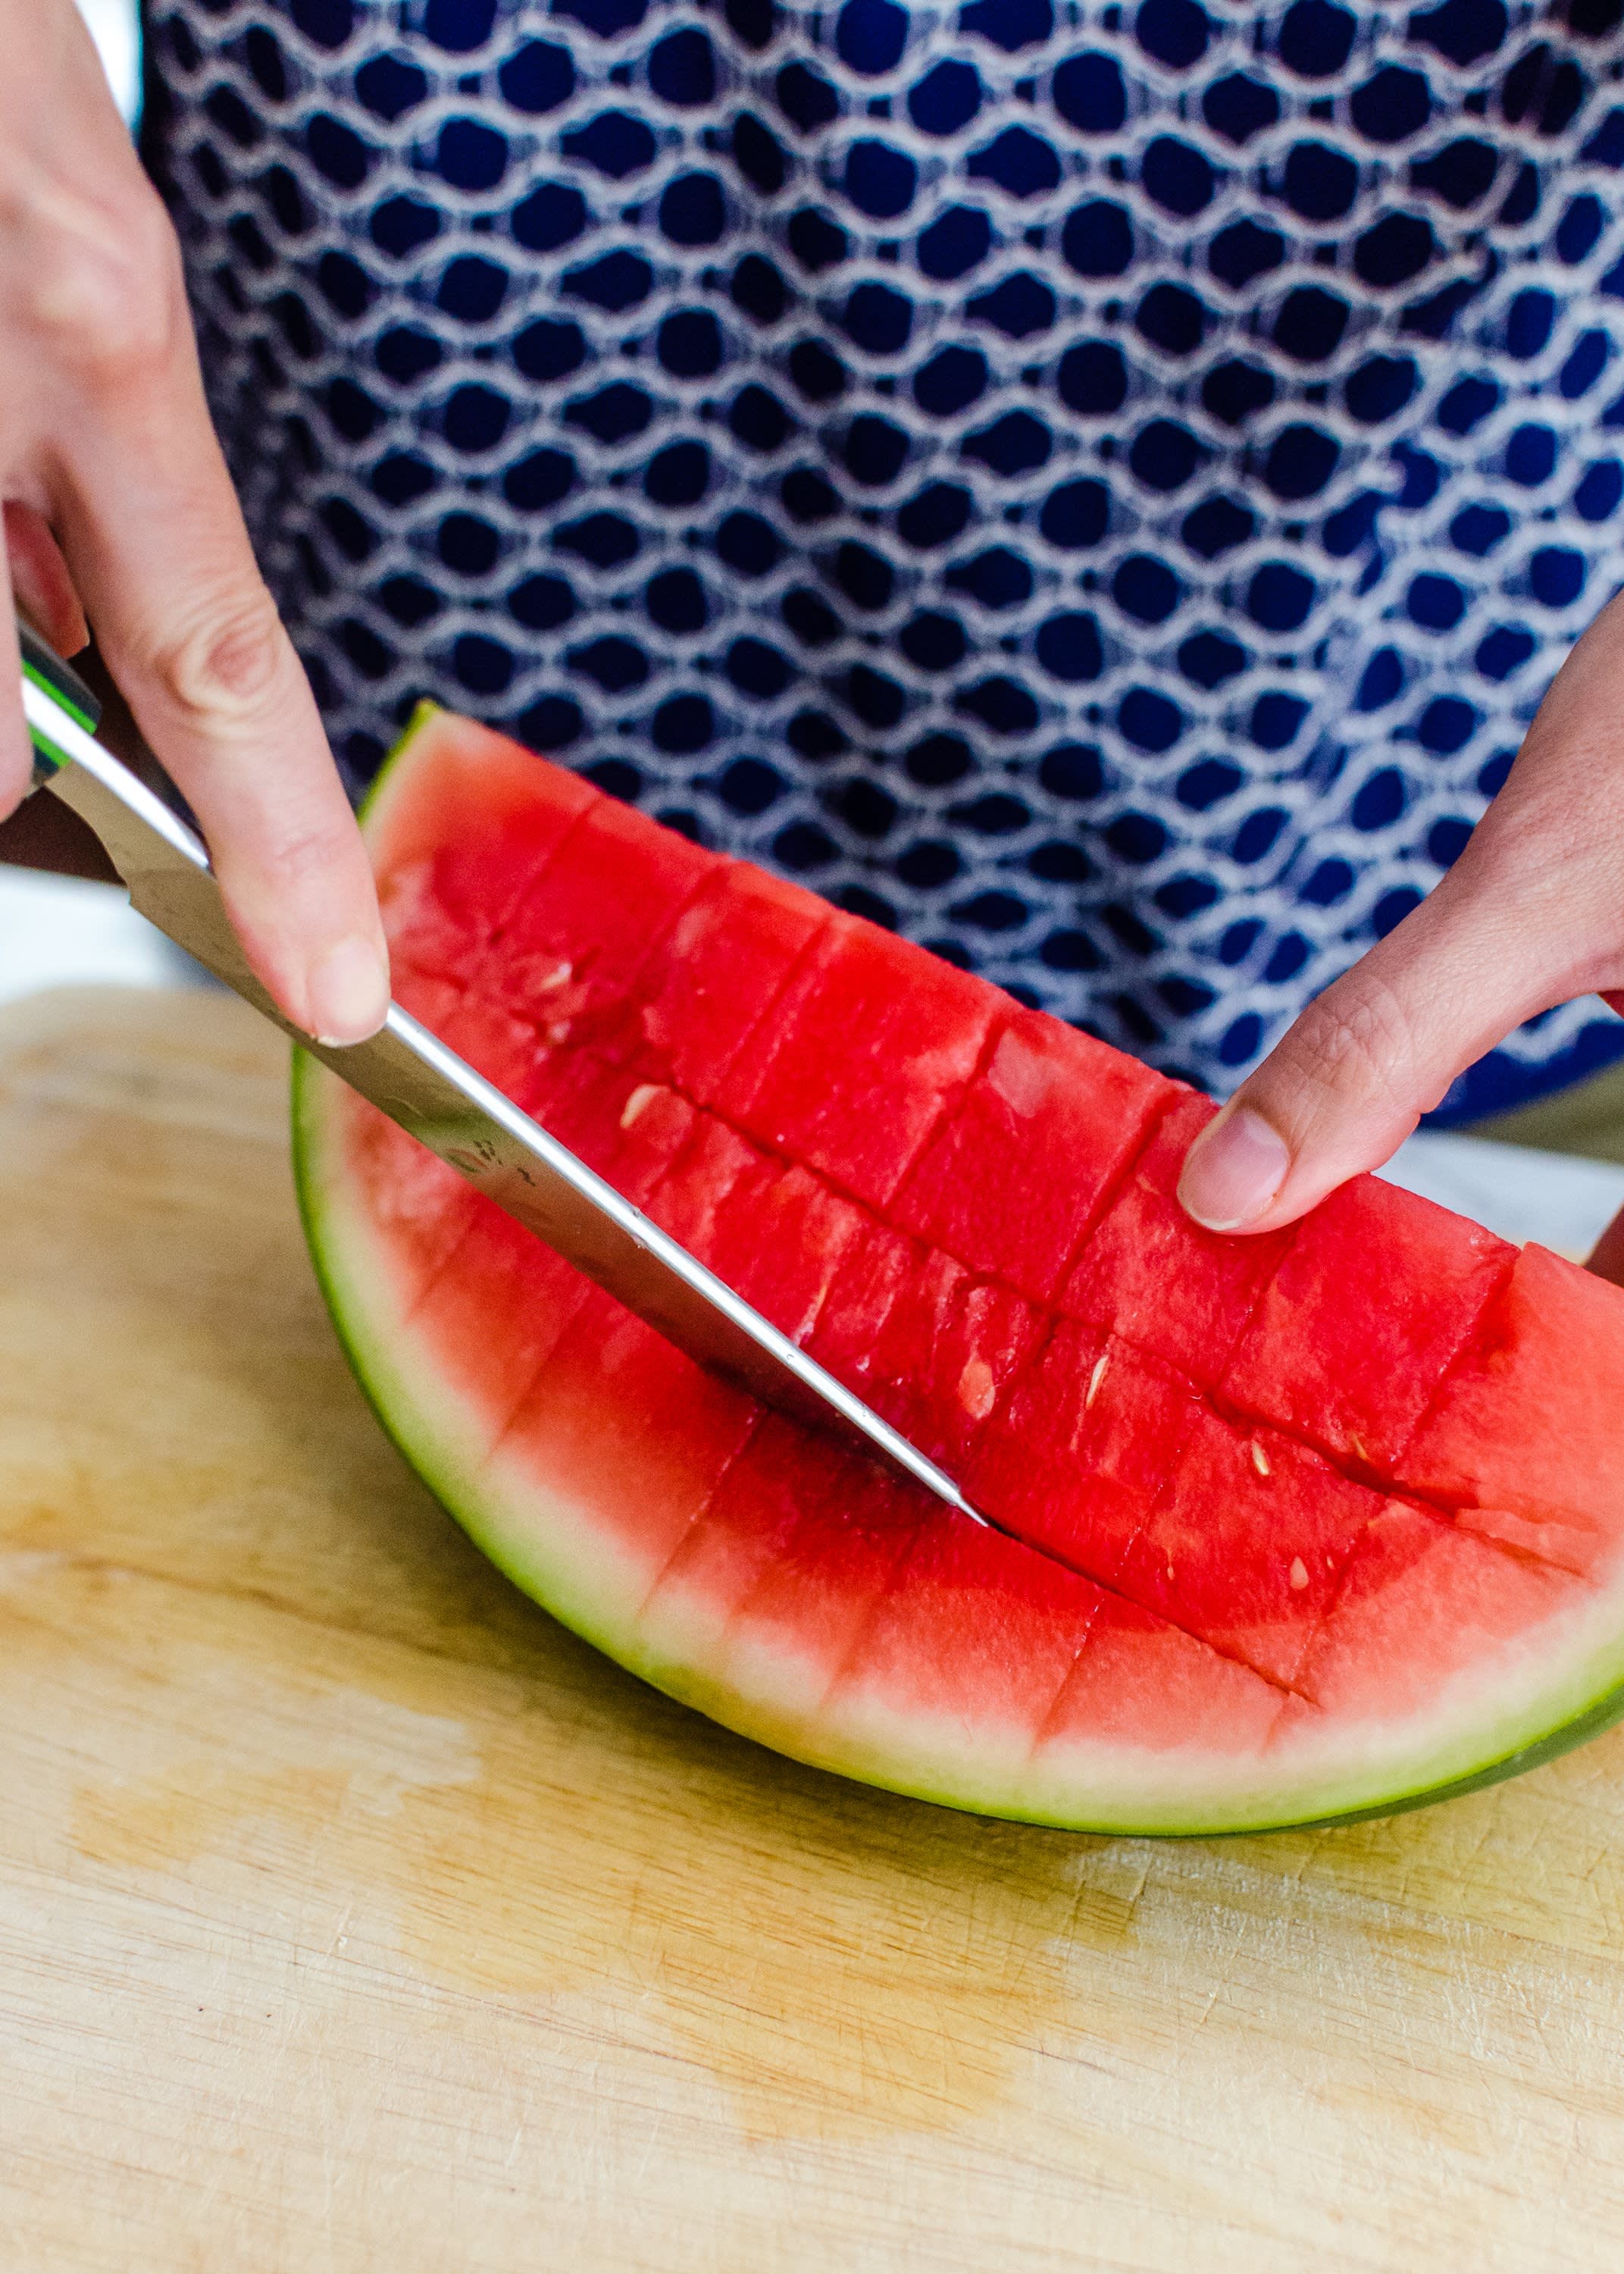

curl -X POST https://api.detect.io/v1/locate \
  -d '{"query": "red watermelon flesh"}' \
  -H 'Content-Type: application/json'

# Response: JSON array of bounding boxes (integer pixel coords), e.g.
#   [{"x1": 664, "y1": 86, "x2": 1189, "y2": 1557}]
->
[
  {"x1": 492, "y1": 1110, "x2": 768, "y2": 1580},
  {"x1": 891, "y1": 1010, "x2": 1167, "y2": 1301},
  {"x1": 1397, "y1": 1242, "x2": 1624, "y2": 1580},
  {"x1": 295, "y1": 707, "x2": 1624, "y2": 1833},
  {"x1": 834, "y1": 1518, "x2": 1108, "y2": 1752},
  {"x1": 628, "y1": 863, "x2": 828, "y2": 1088},
  {"x1": 850, "y1": 1251, "x2": 1044, "y2": 1474},
  {"x1": 1061, "y1": 1092, "x2": 1292, "y2": 1391},
  {"x1": 1115, "y1": 1413, "x2": 1391, "y2": 1691},
  {"x1": 374, "y1": 717, "x2": 598, "y2": 987},
  {"x1": 1042, "y1": 1595, "x2": 1286, "y2": 1762},
  {"x1": 699, "y1": 1160, "x2": 870, "y2": 1346},
  {"x1": 487, "y1": 794, "x2": 716, "y2": 1052},
  {"x1": 962, "y1": 1326, "x2": 1206, "y2": 1583},
  {"x1": 711, "y1": 916, "x2": 1000, "y2": 1211},
  {"x1": 1223, "y1": 1175, "x2": 1514, "y2": 1471},
  {"x1": 801, "y1": 1212, "x2": 920, "y2": 1385},
  {"x1": 641, "y1": 1415, "x2": 924, "y2": 1711},
  {"x1": 1284, "y1": 1503, "x2": 1579, "y2": 1724}
]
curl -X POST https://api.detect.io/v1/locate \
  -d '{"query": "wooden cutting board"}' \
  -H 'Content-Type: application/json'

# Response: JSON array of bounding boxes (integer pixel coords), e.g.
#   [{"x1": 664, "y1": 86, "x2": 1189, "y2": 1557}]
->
[{"x1": 2, "y1": 986, "x2": 1622, "y2": 2272}]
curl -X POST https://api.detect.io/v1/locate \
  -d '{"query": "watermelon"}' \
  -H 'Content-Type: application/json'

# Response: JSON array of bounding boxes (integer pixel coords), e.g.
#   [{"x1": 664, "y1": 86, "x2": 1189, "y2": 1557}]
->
[{"x1": 293, "y1": 707, "x2": 1624, "y2": 1834}]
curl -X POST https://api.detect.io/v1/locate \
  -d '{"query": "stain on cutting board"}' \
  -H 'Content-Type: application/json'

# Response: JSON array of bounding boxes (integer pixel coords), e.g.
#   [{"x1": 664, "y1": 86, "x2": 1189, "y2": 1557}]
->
[{"x1": 63, "y1": 1552, "x2": 1144, "y2": 2144}]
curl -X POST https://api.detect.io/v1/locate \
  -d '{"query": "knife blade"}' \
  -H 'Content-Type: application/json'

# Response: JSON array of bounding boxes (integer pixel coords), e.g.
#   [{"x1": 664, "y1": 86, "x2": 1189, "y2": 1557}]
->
[{"x1": 16, "y1": 621, "x2": 990, "y2": 1528}]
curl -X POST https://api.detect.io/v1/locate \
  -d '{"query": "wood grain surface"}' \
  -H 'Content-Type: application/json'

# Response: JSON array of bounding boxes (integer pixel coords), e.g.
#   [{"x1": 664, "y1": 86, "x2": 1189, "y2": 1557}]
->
[{"x1": 1, "y1": 986, "x2": 1622, "y2": 2272}]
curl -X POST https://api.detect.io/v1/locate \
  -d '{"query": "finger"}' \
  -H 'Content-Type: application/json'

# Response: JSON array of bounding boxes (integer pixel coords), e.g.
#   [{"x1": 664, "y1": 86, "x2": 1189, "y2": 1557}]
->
[
  {"x1": 37, "y1": 215, "x2": 389, "y2": 1044},
  {"x1": 1176, "y1": 857, "x2": 1581, "y2": 1236},
  {"x1": 73, "y1": 506, "x2": 390, "y2": 1044},
  {"x1": 0, "y1": 546, "x2": 30, "y2": 813},
  {"x1": 4, "y1": 502, "x2": 87, "y2": 656}
]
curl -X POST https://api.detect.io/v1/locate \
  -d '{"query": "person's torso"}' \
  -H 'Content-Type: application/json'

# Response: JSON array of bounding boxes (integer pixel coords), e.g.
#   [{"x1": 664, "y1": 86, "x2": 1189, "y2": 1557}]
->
[{"x1": 146, "y1": 0, "x2": 1624, "y2": 1107}]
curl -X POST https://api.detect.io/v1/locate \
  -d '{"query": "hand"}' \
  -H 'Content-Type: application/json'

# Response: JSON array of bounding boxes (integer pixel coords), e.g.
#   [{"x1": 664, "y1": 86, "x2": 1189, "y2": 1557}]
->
[
  {"x1": 0, "y1": 0, "x2": 388, "y2": 1043},
  {"x1": 1178, "y1": 584, "x2": 1624, "y2": 1274}
]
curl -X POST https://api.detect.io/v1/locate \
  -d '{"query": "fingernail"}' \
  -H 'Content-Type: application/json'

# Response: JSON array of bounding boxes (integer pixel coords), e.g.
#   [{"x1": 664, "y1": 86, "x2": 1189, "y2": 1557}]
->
[
  {"x1": 1178, "y1": 1106, "x2": 1291, "y2": 1231},
  {"x1": 309, "y1": 935, "x2": 390, "y2": 1047}
]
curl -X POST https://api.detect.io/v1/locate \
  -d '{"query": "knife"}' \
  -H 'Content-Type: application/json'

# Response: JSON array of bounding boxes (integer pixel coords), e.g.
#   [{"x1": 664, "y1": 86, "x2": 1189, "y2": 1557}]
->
[{"x1": 17, "y1": 620, "x2": 989, "y2": 1527}]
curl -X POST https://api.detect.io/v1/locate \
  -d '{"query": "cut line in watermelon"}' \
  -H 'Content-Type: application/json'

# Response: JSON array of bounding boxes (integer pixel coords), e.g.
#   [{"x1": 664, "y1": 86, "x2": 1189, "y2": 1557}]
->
[{"x1": 294, "y1": 706, "x2": 1624, "y2": 1834}]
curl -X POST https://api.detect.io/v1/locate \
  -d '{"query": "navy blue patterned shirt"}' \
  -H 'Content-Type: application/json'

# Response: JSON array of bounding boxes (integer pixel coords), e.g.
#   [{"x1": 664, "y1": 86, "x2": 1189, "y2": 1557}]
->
[{"x1": 146, "y1": 0, "x2": 1624, "y2": 1110}]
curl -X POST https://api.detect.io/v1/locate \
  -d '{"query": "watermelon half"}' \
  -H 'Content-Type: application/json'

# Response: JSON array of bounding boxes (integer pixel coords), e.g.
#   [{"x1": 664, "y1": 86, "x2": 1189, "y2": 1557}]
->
[{"x1": 293, "y1": 708, "x2": 1624, "y2": 1834}]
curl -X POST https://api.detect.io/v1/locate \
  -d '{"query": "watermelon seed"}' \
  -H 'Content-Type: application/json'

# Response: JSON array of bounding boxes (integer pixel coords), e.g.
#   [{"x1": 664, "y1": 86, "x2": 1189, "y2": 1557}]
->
[
  {"x1": 537, "y1": 960, "x2": 574, "y2": 994},
  {"x1": 1250, "y1": 1441, "x2": 1271, "y2": 1477},
  {"x1": 621, "y1": 1082, "x2": 664, "y2": 1130},
  {"x1": 1289, "y1": 1556, "x2": 1309, "y2": 1590},
  {"x1": 957, "y1": 1357, "x2": 997, "y2": 1419},
  {"x1": 1085, "y1": 1352, "x2": 1109, "y2": 1408},
  {"x1": 547, "y1": 1021, "x2": 572, "y2": 1046}
]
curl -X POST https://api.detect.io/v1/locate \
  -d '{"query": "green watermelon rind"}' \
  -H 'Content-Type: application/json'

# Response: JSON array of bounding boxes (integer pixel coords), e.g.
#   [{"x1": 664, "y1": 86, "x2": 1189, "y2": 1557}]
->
[{"x1": 290, "y1": 713, "x2": 1624, "y2": 1836}]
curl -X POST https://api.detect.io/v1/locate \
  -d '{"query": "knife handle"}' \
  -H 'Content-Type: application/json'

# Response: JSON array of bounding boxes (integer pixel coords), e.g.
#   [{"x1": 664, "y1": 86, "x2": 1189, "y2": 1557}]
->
[
  {"x1": 17, "y1": 617, "x2": 103, "y2": 786},
  {"x1": 14, "y1": 619, "x2": 291, "y2": 1027}
]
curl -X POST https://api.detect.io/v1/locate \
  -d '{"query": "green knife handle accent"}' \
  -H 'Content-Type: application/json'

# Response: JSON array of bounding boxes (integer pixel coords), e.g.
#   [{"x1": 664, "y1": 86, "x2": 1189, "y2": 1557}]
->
[{"x1": 18, "y1": 616, "x2": 103, "y2": 786}]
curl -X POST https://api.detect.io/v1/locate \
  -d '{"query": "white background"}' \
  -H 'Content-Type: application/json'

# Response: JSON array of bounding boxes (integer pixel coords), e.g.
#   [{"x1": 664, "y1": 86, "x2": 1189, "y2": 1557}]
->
[{"x1": 76, "y1": 0, "x2": 142, "y2": 122}]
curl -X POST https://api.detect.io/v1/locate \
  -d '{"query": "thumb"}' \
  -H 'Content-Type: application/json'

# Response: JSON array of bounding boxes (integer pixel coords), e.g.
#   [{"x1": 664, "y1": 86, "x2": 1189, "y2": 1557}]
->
[{"x1": 1176, "y1": 866, "x2": 1574, "y2": 1236}]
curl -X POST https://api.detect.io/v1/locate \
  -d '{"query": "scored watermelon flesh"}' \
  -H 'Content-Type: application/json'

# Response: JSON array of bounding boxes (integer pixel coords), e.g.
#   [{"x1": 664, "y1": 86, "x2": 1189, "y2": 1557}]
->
[
  {"x1": 643, "y1": 1415, "x2": 922, "y2": 1700},
  {"x1": 838, "y1": 1516, "x2": 1106, "y2": 1743},
  {"x1": 1044, "y1": 1594, "x2": 1287, "y2": 1761},
  {"x1": 1284, "y1": 1503, "x2": 1579, "y2": 1722},
  {"x1": 1400, "y1": 1242, "x2": 1624, "y2": 1568},
  {"x1": 1061, "y1": 1091, "x2": 1292, "y2": 1391},
  {"x1": 296, "y1": 708, "x2": 1624, "y2": 1833},
  {"x1": 489, "y1": 794, "x2": 717, "y2": 1053},
  {"x1": 1116, "y1": 1413, "x2": 1391, "y2": 1692},
  {"x1": 630, "y1": 865, "x2": 828, "y2": 1094},
  {"x1": 712, "y1": 918, "x2": 1000, "y2": 1211},
  {"x1": 963, "y1": 1326, "x2": 1204, "y2": 1584},
  {"x1": 852, "y1": 1253, "x2": 1044, "y2": 1475},
  {"x1": 401, "y1": 1053, "x2": 702, "y2": 1448},
  {"x1": 375, "y1": 716, "x2": 599, "y2": 988},
  {"x1": 1223, "y1": 1175, "x2": 1514, "y2": 1471},
  {"x1": 891, "y1": 1011, "x2": 1167, "y2": 1301}
]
